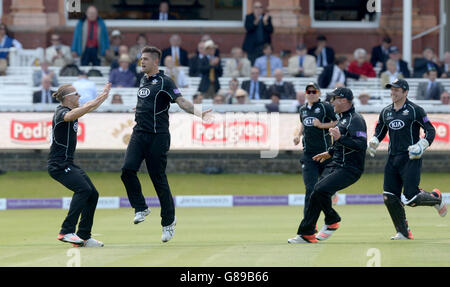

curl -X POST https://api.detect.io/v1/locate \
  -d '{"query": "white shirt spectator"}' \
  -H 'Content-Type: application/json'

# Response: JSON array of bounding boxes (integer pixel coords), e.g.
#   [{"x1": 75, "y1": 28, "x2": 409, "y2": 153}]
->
[
  {"x1": 328, "y1": 65, "x2": 345, "y2": 89},
  {"x1": 73, "y1": 77, "x2": 97, "y2": 105}
]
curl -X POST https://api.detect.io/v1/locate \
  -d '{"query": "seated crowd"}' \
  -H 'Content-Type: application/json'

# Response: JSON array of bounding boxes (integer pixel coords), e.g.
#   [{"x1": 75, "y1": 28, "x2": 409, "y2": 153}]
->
[{"x1": 1, "y1": 4, "x2": 450, "y2": 109}]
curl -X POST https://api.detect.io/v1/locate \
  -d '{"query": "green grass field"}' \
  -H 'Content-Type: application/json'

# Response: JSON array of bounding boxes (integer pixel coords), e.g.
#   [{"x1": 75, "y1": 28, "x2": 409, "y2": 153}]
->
[{"x1": 1, "y1": 172, "x2": 450, "y2": 267}]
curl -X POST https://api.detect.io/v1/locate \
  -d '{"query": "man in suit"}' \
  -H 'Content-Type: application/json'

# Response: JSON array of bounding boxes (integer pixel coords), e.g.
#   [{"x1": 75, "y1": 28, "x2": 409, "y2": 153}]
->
[
  {"x1": 288, "y1": 43, "x2": 317, "y2": 77},
  {"x1": 161, "y1": 34, "x2": 188, "y2": 66},
  {"x1": 379, "y1": 46, "x2": 410, "y2": 78},
  {"x1": 198, "y1": 40, "x2": 223, "y2": 98},
  {"x1": 241, "y1": 67, "x2": 268, "y2": 100},
  {"x1": 254, "y1": 44, "x2": 282, "y2": 77},
  {"x1": 224, "y1": 47, "x2": 251, "y2": 77},
  {"x1": 416, "y1": 68, "x2": 446, "y2": 101},
  {"x1": 308, "y1": 35, "x2": 335, "y2": 68},
  {"x1": 151, "y1": 1, "x2": 177, "y2": 20},
  {"x1": 318, "y1": 56, "x2": 363, "y2": 89},
  {"x1": 440, "y1": 51, "x2": 450, "y2": 78},
  {"x1": 370, "y1": 36, "x2": 391, "y2": 68},
  {"x1": 33, "y1": 75, "x2": 57, "y2": 104},
  {"x1": 242, "y1": 1, "x2": 274, "y2": 65},
  {"x1": 189, "y1": 41, "x2": 205, "y2": 77},
  {"x1": 413, "y1": 47, "x2": 441, "y2": 78},
  {"x1": 267, "y1": 69, "x2": 296, "y2": 99}
]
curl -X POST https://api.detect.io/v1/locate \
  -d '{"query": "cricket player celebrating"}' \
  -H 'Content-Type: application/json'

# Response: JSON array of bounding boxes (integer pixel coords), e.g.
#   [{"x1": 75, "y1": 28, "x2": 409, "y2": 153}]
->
[{"x1": 368, "y1": 78, "x2": 447, "y2": 240}]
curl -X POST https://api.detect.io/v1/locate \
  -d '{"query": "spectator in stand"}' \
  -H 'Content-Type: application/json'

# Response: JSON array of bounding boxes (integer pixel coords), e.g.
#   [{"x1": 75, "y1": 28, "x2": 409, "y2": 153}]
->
[
  {"x1": 265, "y1": 91, "x2": 280, "y2": 112},
  {"x1": 189, "y1": 41, "x2": 205, "y2": 77},
  {"x1": 413, "y1": 47, "x2": 441, "y2": 78},
  {"x1": 213, "y1": 94, "x2": 225, "y2": 105},
  {"x1": 416, "y1": 68, "x2": 446, "y2": 101},
  {"x1": 267, "y1": 68, "x2": 296, "y2": 99},
  {"x1": 71, "y1": 5, "x2": 109, "y2": 66},
  {"x1": 105, "y1": 29, "x2": 123, "y2": 66},
  {"x1": 219, "y1": 77, "x2": 240, "y2": 104},
  {"x1": 129, "y1": 33, "x2": 148, "y2": 64},
  {"x1": 440, "y1": 51, "x2": 450, "y2": 78},
  {"x1": 224, "y1": 47, "x2": 251, "y2": 77},
  {"x1": 233, "y1": 89, "x2": 251, "y2": 105},
  {"x1": 441, "y1": 92, "x2": 450, "y2": 105},
  {"x1": 45, "y1": 33, "x2": 73, "y2": 67},
  {"x1": 288, "y1": 43, "x2": 316, "y2": 77},
  {"x1": 32, "y1": 75, "x2": 57, "y2": 104},
  {"x1": 380, "y1": 59, "x2": 404, "y2": 89},
  {"x1": 356, "y1": 91, "x2": 371, "y2": 106},
  {"x1": 318, "y1": 56, "x2": 365, "y2": 89},
  {"x1": 254, "y1": 44, "x2": 282, "y2": 77},
  {"x1": 151, "y1": 1, "x2": 177, "y2": 20},
  {"x1": 109, "y1": 54, "x2": 136, "y2": 88},
  {"x1": 370, "y1": 36, "x2": 391, "y2": 68},
  {"x1": 161, "y1": 34, "x2": 189, "y2": 66},
  {"x1": 111, "y1": 94, "x2": 124, "y2": 104},
  {"x1": 308, "y1": 35, "x2": 335, "y2": 68},
  {"x1": 199, "y1": 35, "x2": 220, "y2": 57},
  {"x1": 241, "y1": 67, "x2": 267, "y2": 100},
  {"x1": 294, "y1": 90, "x2": 306, "y2": 113},
  {"x1": 348, "y1": 48, "x2": 376, "y2": 78},
  {"x1": 193, "y1": 92, "x2": 203, "y2": 105},
  {"x1": 198, "y1": 40, "x2": 222, "y2": 98},
  {"x1": 164, "y1": 55, "x2": 188, "y2": 88},
  {"x1": 110, "y1": 45, "x2": 137, "y2": 75},
  {"x1": 0, "y1": 23, "x2": 22, "y2": 75},
  {"x1": 33, "y1": 60, "x2": 59, "y2": 87},
  {"x1": 72, "y1": 71, "x2": 97, "y2": 105},
  {"x1": 379, "y1": 46, "x2": 410, "y2": 78},
  {"x1": 242, "y1": 1, "x2": 274, "y2": 65}
]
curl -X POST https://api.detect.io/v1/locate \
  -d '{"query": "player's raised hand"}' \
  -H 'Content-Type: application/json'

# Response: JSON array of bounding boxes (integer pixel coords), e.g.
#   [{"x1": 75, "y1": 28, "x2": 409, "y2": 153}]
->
[
  {"x1": 329, "y1": 127, "x2": 341, "y2": 141},
  {"x1": 98, "y1": 82, "x2": 112, "y2": 102},
  {"x1": 202, "y1": 109, "x2": 214, "y2": 123}
]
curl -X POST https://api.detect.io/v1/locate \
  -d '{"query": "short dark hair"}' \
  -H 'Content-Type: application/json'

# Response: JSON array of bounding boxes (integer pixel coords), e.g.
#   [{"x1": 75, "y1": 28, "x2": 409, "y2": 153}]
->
[
  {"x1": 427, "y1": 68, "x2": 438, "y2": 74},
  {"x1": 141, "y1": 46, "x2": 162, "y2": 61},
  {"x1": 335, "y1": 56, "x2": 348, "y2": 66},
  {"x1": 382, "y1": 36, "x2": 392, "y2": 44},
  {"x1": 317, "y1": 35, "x2": 327, "y2": 42}
]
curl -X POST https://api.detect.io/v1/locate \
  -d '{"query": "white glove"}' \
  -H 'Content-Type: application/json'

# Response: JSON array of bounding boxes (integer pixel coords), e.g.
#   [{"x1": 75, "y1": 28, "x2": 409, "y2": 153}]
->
[
  {"x1": 408, "y1": 139, "x2": 429, "y2": 160},
  {"x1": 368, "y1": 136, "x2": 379, "y2": 157}
]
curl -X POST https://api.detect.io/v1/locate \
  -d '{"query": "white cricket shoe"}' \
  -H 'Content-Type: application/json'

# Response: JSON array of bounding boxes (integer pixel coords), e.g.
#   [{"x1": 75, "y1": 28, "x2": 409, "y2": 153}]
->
[
  {"x1": 316, "y1": 222, "x2": 340, "y2": 241},
  {"x1": 161, "y1": 217, "x2": 176, "y2": 243},
  {"x1": 432, "y1": 189, "x2": 447, "y2": 217},
  {"x1": 391, "y1": 231, "x2": 413, "y2": 240},
  {"x1": 288, "y1": 234, "x2": 318, "y2": 244},
  {"x1": 57, "y1": 233, "x2": 84, "y2": 245},
  {"x1": 82, "y1": 238, "x2": 104, "y2": 247},
  {"x1": 133, "y1": 208, "x2": 151, "y2": 224}
]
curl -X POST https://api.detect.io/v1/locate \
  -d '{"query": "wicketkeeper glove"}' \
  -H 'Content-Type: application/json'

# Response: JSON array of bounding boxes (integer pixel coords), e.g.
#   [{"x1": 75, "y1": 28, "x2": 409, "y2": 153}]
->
[
  {"x1": 408, "y1": 138, "x2": 429, "y2": 160},
  {"x1": 368, "y1": 136, "x2": 379, "y2": 157}
]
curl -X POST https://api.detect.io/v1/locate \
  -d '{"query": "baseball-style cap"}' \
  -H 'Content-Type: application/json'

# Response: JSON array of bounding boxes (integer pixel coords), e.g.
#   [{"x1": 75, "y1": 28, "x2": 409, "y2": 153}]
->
[
  {"x1": 305, "y1": 82, "x2": 320, "y2": 91},
  {"x1": 327, "y1": 87, "x2": 354, "y2": 101},
  {"x1": 386, "y1": 78, "x2": 409, "y2": 90},
  {"x1": 389, "y1": 46, "x2": 400, "y2": 54}
]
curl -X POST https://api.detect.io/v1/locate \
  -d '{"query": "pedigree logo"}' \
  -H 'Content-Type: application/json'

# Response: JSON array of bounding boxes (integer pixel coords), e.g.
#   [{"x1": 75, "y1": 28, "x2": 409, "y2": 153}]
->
[
  {"x1": 10, "y1": 119, "x2": 85, "y2": 144},
  {"x1": 192, "y1": 120, "x2": 268, "y2": 144}
]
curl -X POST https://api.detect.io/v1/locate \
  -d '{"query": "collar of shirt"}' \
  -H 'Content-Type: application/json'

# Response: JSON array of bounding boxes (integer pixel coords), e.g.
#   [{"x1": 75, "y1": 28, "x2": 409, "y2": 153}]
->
[
  {"x1": 390, "y1": 99, "x2": 409, "y2": 111},
  {"x1": 275, "y1": 81, "x2": 284, "y2": 86},
  {"x1": 340, "y1": 105, "x2": 355, "y2": 117},
  {"x1": 119, "y1": 67, "x2": 129, "y2": 72}
]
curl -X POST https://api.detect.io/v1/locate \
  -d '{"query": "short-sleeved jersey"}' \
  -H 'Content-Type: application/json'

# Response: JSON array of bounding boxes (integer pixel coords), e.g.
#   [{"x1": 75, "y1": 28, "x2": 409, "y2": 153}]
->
[
  {"x1": 374, "y1": 99, "x2": 436, "y2": 156},
  {"x1": 299, "y1": 99, "x2": 337, "y2": 154},
  {"x1": 134, "y1": 70, "x2": 182, "y2": 134},
  {"x1": 48, "y1": 105, "x2": 78, "y2": 165},
  {"x1": 329, "y1": 106, "x2": 367, "y2": 173}
]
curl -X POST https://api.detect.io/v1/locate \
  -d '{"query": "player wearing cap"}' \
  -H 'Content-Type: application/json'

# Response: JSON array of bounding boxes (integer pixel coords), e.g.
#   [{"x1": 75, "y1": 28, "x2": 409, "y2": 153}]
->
[
  {"x1": 48, "y1": 82, "x2": 111, "y2": 247},
  {"x1": 293, "y1": 82, "x2": 337, "y2": 223},
  {"x1": 368, "y1": 78, "x2": 446, "y2": 240},
  {"x1": 120, "y1": 46, "x2": 212, "y2": 243},
  {"x1": 289, "y1": 87, "x2": 367, "y2": 243}
]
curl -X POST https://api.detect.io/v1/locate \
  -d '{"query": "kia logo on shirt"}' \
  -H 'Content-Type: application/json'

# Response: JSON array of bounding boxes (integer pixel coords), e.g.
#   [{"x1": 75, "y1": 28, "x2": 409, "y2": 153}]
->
[
  {"x1": 389, "y1": 119, "x2": 405, "y2": 130},
  {"x1": 138, "y1": 88, "x2": 151, "y2": 98},
  {"x1": 303, "y1": 117, "x2": 316, "y2": 127}
]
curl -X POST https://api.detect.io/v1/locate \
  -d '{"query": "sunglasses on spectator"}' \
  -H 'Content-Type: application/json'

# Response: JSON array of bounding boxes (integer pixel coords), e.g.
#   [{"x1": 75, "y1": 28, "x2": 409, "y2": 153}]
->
[{"x1": 306, "y1": 90, "x2": 318, "y2": 94}]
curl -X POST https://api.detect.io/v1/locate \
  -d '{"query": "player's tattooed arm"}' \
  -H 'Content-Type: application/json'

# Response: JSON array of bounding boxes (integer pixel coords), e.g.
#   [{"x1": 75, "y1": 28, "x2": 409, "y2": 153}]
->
[{"x1": 175, "y1": 96, "x2": 212, "y2": 120}]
